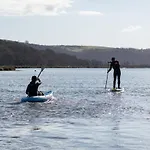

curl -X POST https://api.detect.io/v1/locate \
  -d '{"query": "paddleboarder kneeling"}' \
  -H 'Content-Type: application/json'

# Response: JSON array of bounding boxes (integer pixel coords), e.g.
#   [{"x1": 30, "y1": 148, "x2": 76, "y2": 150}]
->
[
  {"x1": 107, "y1": 57, "x2": 121, "y2": 89},
  {"x1": 26, "y1": 76, "x2": 44, "y2": 97}
]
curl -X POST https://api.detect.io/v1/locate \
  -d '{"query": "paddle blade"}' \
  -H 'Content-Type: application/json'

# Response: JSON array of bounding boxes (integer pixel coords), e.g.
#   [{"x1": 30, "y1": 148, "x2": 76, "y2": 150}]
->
[
  {"x1": 41, "y1": 67, "x2": 44, "y2": 72},
  {"x1": 38, "y1": 67, "x2": 45, "y2": 77}
]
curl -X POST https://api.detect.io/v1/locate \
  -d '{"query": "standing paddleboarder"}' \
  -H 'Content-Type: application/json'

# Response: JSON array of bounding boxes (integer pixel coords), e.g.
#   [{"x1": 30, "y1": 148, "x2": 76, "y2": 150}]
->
[{"x1": 107, "y1": 57, "x2": 121, "y2": 89}]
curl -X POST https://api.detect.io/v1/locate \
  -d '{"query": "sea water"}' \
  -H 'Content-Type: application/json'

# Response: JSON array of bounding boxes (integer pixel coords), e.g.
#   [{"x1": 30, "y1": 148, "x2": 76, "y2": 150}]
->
[{"x1": 0, "y1": 68, "x2": 150, "y2": 150}]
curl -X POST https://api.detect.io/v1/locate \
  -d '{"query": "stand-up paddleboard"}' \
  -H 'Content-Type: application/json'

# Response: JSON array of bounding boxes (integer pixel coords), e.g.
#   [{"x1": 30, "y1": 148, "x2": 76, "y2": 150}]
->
[{"x1": 110, "y1": 88, "x2": 124, "y2": 92}]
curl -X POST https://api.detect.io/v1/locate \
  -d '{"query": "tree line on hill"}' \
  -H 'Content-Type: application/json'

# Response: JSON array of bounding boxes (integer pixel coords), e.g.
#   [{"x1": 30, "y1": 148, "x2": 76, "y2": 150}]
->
[
  {"x1": 0, "y1": 39, "x2": 102, "y2": 68},
  {"x1": 1, "y1": 39, "x2": 150, "y2": 68},
  {"x1": 28, "y1": 43, "x2": 150, "y2": 67}
]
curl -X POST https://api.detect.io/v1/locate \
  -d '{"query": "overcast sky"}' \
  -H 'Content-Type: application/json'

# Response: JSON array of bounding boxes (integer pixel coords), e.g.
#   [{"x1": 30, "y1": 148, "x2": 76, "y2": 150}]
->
[{"x1": 0, "y1": 0, "x2": 149, "y2": 48}]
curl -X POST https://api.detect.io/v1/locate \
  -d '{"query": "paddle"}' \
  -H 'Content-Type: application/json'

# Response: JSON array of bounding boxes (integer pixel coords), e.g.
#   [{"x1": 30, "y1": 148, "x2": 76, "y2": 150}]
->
[
  {"x1": 105, "y1": 72, "x2": 109, "y2": 89},
  {"x1": 38, "y1": 67, "x2": 45, "y2": 78},
  {"x1": 105, "y1": 63, "x2": 110, "y2": 89}
]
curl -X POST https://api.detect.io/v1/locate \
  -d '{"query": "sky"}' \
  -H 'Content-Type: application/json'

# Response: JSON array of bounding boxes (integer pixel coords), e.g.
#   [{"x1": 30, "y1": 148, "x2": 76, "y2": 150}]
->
[{"x1": 0, "y1": 0, "x2": 150, "y2": 48}]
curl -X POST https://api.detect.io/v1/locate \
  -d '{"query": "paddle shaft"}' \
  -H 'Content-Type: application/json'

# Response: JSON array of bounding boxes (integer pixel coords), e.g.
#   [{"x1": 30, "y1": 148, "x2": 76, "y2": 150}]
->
[
  {"x1": 105, "y1": 63, "x2": 110, "y2": 89},
  {"x1": 38, "y1": 68, "x2": 44, "y2": 78},
  {"x1": 105, "y1": 72, "x2": 109, "y2": 89}
]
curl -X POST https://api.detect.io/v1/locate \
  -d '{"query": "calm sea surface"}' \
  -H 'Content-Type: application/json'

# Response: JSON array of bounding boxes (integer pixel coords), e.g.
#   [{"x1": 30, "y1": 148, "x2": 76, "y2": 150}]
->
[{"x1": 0, "y1": 68, "x2": 150, "y2": 150}]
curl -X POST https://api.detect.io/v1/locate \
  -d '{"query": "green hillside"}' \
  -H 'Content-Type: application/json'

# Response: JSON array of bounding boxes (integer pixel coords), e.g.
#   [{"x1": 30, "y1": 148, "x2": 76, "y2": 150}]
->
[{"x1": 0, "y1": 39, "x2": 101, "y2": 68}]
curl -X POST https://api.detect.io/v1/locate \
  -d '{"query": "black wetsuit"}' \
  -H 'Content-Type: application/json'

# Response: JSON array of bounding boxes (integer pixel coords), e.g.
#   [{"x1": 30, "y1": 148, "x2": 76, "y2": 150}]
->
[
  {"x1": 110, "y1": 61, "x2": 121, "y2": 88},
  {"x1": 26, "y1": 81, "x2": 41, "y2": 97}
]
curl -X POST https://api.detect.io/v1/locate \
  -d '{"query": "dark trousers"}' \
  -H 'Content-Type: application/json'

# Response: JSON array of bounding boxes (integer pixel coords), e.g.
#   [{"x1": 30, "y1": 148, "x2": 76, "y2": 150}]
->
[{"x1": 113, "y1": 72, "x2": 121, "y2": 88}]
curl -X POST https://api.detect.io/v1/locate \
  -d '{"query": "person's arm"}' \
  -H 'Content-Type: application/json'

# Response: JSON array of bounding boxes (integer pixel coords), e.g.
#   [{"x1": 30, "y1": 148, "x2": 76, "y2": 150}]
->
[
  {"x1": 26, "y1": 84, "x2": 30, "y2": 95},
  {"x1": 36, "y1": 77, "x2": 42, "y2": 85},
  {"x1": 107, "y1": 62, "x2": 112, "y2": 73}
]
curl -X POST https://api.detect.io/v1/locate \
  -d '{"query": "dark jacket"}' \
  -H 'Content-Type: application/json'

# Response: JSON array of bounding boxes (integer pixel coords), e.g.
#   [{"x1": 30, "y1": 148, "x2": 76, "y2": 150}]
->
[
  {"x1": 108, "y1": 60, "x2": 121, "y2": 74},
  {"x1": 26, "y1": 81, "x2": 41, "y2": 97}
]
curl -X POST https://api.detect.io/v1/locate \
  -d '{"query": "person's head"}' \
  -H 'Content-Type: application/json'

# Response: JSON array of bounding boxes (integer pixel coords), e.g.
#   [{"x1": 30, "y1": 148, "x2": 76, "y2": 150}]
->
[
  {"x1": 111, "y1": 57, "x2": 115, "y2": 62},
  {"x1": 31, "y1": 76, "x2": 37, "y2": 82}
]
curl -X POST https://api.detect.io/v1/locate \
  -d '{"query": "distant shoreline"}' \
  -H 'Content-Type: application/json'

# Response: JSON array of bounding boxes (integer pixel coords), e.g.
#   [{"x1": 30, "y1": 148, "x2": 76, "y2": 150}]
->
[
  {"x1": 0, "y1": 66, "x2": 16, "y2": 71},
  {"x1": 0, "y1": 66, "x2": 150, "y2": 71},
  {"x1": 17, "y1": 65, "x2": 150, "y2": 68}
]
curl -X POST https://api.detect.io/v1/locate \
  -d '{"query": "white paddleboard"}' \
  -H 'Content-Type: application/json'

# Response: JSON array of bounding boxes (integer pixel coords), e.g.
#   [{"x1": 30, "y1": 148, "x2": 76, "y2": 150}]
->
[{"x1": 110, "y1": 88, "x2": 124, "y2": 92}]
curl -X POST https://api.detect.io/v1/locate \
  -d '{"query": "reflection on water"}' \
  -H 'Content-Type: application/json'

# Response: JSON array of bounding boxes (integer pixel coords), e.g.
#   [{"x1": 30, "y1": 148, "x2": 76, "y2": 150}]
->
[{"x1": 0, "y1": 68, "x2": 150, "y2": 150}]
